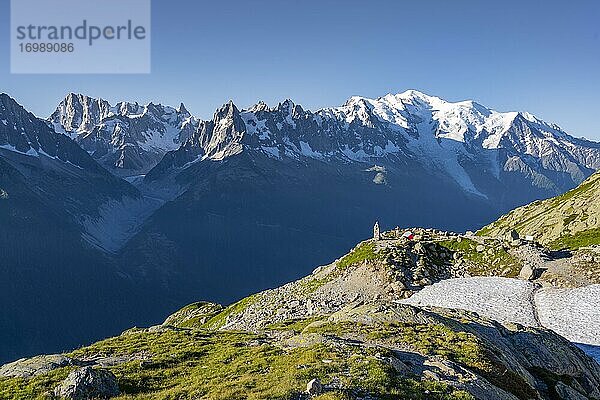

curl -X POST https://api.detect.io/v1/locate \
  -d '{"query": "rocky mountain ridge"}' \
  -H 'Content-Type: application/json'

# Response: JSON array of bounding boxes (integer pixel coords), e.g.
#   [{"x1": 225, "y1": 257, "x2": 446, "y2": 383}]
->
[
  {"x1": 143, "y1": 90, "x2": 600, "y2": 203},
  {"x1": 50, "y1": 93, "x2": 198, "y2": 176},
  {"x1": 0, "y1": 93, "x2": 140, "y2": 236},
  {"x1": 0, "y1": 94, "x2": 166, "y2": 365},
  {"x1": 1, "y1": 93, "x2": 109, "y2": 173},
  {"x1": 49, "y1": 90, "x2": 600, "y2": 205}
]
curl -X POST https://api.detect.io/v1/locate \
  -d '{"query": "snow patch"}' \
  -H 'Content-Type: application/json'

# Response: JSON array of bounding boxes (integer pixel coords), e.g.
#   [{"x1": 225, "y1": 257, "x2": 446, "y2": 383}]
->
[
  {"x1": 402, "y1": 277, "x2": 600, "y2": 362},
  {"x1": 285, "y1": 114, "x2": 296, "y2": 128},
  {"x1": 402, "y1": 277, "x2": 539, "y2": 327},
  {"x1": 341, "y1": 145, "x2": 370, "y2": 162},
  {"x1": 299, "y1": 141, "x2": 323, "y2": 159},
  {"x1": 241, "y1": 112, "x2": 270, "y2": 140},
  {"x1": 384, "y1": 140, "x2": 400, "y2": 153},
  {"x1": 138, "y1": 124, "x2": 181, "y2": 152},
  {"x1": 124, "y1": 174, "x2": 146, "y2": 185},
  {"x1": 0, "y1": 143, "x2": 38, "y2": 157},
  {"x1": 81, "y1": 196, "x2": 164, "y2": 253},
  {"x1": 535, "y1": 285, "x2": 600, "y2": 346},
  {"x1": 261, "y1": 146, "x2": 280, "y2": 159},
  {"x1": 51, "y1": 121, "x2": 74, "y2": 138},
  {"x1": 366, "y1": 165, "x2": 386, "y2": 173}
]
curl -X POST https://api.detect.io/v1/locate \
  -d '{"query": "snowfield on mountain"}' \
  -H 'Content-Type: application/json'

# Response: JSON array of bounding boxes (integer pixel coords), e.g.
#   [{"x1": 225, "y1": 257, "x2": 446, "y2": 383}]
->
[
  {"x1": 536, "y1": 284, "x2": 600, "y2": 347},
  {"x1": 402, "y1": 277, "x2": 540, "y2": 327},
  {"x1": 403, "y1": 277, "x2": 600, "y2": 361}
]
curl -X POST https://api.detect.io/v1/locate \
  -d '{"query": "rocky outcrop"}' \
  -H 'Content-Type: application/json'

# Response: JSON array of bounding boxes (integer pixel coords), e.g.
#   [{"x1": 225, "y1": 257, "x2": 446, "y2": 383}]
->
[
  {"x1": 213, "y1": 236, "x2": 470, "y2": 332},
  {"x1": 53, "y1": 366, "x2": 119, "y2": 400},
  {"x1": 295, "y1": 302, "x2": 600, "y2": 400},
  {"x1": 0, "y1": 354, "x2": 73, "y2": 378}
]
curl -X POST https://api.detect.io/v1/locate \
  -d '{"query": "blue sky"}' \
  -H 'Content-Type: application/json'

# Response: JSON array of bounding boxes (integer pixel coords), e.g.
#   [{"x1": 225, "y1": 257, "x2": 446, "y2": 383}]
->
[{"x1": 1, "y1": 0, "x2": 599, "y2": 138}]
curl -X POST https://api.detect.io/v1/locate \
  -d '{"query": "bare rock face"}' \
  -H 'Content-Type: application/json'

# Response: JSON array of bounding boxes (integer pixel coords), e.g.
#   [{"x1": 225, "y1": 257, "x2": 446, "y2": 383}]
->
[
  {"x1": 54, "y1": 366, "x2": 120, "y2": 400},
  {"x1": 555, "y1": 381, "x2": 589, "y2": 400},
  {"x1": 329, "y1": 302, "x2": 600, "y2": 400},
  {"x1": 218, "y1": 237, "x2": 469, "y2": 331},
  {"x1": 50, "y1": 93, "x2": 198, "y2": 176},
  {"x1": 0, "y1": 354, "x2": 73, "y2": 378}
]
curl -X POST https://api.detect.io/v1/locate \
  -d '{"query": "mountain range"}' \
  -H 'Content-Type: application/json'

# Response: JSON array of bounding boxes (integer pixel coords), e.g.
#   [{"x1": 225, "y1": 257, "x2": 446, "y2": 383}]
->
[
  {"x1": 50, "y1": 90, "x2": 600, "y2": 203},
  {"x1": 1, "y1": 89, "x2": 599, "y2": 364}
]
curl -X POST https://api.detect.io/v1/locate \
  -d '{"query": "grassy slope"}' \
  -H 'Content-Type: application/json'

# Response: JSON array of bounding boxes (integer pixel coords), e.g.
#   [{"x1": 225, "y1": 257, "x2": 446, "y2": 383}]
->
[
  {"x1": 478, "y1": 172, "x2": 600, "y2": 249},
  {"x1": 0, "y1": 324, "x2": 474, "y2": 400}
]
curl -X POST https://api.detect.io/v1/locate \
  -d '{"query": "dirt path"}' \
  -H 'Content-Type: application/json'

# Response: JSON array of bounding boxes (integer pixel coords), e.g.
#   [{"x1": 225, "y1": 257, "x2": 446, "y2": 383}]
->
[
  {"x1": 541, "y1": 257, "x2": 593, "y2": 287},
  {"x1": 529, "y1": 284, "x2": 542, "y2": 327},
  {"x1": 510, "y1": 244, "x2": 594, "y2": 288}
]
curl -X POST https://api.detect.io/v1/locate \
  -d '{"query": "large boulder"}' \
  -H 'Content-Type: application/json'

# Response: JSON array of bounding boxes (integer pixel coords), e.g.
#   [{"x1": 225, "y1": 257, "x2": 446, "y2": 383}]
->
[
  {"x1": 519, "y1": 264, "x2": 535, "y2": 280},
  {"x1": 54, "y1": 366, "x2": 119, "y2": 400}
]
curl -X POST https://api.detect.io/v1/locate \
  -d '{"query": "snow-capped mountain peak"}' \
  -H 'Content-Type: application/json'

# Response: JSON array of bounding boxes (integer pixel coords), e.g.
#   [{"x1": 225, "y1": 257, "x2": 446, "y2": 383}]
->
[
  {"x1": 50, "y1": 94, "x2": 200, "y2": 176},
  {"x1": 46, "y1": 90, "x2": 600, "y2": 201},
  {"x1": 114, "y1": 100, "x2": 143, "y2": 117},
  {"x1": 191, "y1": 100, "x2": 246, "y2": 160},
  {"x1": 394, "y1": 89, "x2": 446, "y2": 106},
  {"x1": 248, "y1": 101, "x2": 270, "y2": 113},
  {"x1": 324, "y1": 90, "x2": 584, "y2": 154},
  {"x1": 51, "y1": 93, "x2": 112, "y2": 135},
  {"x1": 0, "y1": 93, "x2": 103, "y2": 169},
  {"x1": 146, "y1": 90, "x2": 600, "y2": 203}
]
